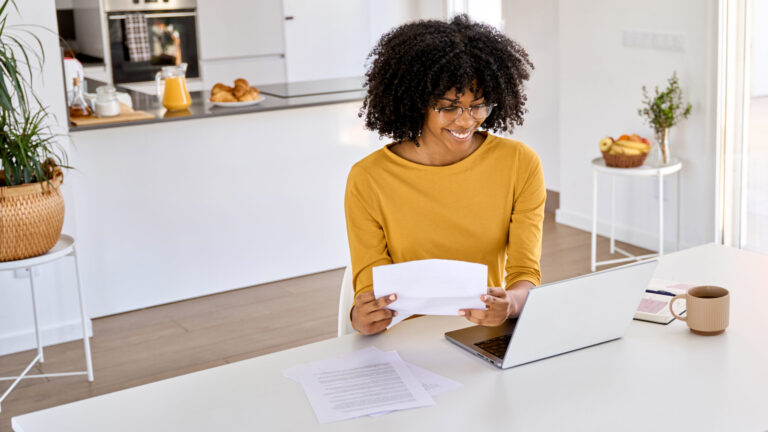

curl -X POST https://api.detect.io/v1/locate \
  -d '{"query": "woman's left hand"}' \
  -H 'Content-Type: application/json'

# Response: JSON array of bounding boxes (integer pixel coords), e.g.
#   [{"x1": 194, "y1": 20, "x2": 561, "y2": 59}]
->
[{"x1": 459, "y1": 287, "x2": 515, "y2": 327}]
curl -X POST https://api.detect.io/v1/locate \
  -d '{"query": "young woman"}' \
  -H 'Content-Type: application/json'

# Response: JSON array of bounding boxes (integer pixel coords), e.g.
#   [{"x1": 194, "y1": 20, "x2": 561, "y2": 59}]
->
[{"x1": 346, "y1": 15, "x2": 545, "y2": 335}]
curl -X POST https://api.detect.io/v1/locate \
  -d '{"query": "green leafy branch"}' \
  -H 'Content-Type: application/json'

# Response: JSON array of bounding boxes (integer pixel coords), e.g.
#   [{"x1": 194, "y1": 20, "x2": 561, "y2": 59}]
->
[{"x1": 637, "y1": 71, "x2": 692, "y2": 134}]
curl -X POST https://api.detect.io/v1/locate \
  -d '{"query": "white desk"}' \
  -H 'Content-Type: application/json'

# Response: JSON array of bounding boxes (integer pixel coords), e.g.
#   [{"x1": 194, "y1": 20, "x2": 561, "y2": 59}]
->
[{"x1": 12, "y1": 244, "x2": 768, "y2": 431}]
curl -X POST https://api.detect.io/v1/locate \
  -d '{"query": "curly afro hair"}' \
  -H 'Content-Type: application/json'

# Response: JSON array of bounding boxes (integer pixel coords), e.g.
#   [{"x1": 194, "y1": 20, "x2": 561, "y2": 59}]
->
[{"x1": 360, "y1": 14, "x2": 534, "y2": 144}]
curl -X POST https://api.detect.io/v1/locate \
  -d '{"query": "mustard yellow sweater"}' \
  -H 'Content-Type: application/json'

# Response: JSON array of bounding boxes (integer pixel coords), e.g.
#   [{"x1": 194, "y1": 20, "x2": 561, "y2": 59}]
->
[{"x1": 344, "y1": 133, "x2": 546, "y2": 301}]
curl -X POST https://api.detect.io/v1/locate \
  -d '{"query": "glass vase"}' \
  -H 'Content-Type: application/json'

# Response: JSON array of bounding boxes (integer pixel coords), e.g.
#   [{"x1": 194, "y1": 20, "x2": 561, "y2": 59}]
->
[
  {"x1": 649, "y1": 128, "x2": 671, "y2": 167},
  {"x1": 660, "y1": 128, "x2": 671, "y2": 164}
]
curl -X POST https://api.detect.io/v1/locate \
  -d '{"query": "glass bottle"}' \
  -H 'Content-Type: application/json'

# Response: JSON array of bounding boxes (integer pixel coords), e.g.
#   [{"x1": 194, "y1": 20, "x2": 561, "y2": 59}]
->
[{"x1": 69, "y1": 77, "x2": 92, "y2": 118}]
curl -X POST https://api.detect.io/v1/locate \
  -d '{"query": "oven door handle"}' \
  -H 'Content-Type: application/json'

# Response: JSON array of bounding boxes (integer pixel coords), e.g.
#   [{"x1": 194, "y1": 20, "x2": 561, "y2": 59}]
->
[{"x1": 108, "y1": 12, "x2": 197, "y2": 20}]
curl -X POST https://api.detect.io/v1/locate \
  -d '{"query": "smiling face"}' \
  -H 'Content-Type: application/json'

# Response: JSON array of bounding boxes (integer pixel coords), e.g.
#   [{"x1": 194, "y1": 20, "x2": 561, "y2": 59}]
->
[{"x1": 421, "y1": 86, "x2": 486, "y2": 151}]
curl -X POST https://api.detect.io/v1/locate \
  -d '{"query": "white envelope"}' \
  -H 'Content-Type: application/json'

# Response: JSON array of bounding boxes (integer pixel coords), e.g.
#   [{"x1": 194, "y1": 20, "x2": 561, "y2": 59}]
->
[{"x1": 373, "y1": 259, "x2": 487, "y2": 327}]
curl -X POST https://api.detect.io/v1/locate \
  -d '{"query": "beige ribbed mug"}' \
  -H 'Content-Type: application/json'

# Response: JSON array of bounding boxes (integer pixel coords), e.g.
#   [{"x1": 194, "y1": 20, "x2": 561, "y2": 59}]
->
[{"x1": 669, "y1": 286, "x2": 730, "y2": 335}]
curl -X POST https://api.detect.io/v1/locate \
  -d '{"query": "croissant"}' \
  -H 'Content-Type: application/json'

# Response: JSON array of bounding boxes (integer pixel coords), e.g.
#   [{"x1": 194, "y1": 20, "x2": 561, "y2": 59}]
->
[
  {"x1": 210, "y1": 90, "x2": 237, "y2": 102},
  {"x1": 233, "y1": 83, "x2": 250, "y2": 98},
  {"x1": 237, "y1": 87, "x2": 261, "y2": 102},
  {"x1": 211, "y1": 83, "x2": 232, "y2": 95},
  {"x1": 210, "y1": 79, "x2": 259, "y2": 103}
]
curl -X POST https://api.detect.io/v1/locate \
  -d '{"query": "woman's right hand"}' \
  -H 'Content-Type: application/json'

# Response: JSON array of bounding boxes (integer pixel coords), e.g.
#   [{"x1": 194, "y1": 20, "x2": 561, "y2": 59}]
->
[{"x1": 351, "y1": 292, "x2": 398, "y2": 335}]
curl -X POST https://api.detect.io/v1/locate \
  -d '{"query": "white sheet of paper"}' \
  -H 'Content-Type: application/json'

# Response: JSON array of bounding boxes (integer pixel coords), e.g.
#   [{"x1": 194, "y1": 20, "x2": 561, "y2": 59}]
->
[
  {"x1": 282, "y1": 347, "x2": 382, "y2": 382},
  {"x1": 405, "y1": 360, "x2": 463, "y2": 396},
  {"x1": 373, "y1": 259, "x2": 487, "y2": 328},
  {"x1": 284, "y1": 347, "x2": 462, "y2": 420},
  {"x1": 362, "y1": 347, "x2": 462, "y2": 397},
  {"x1": 366, "y1": 347, "x2": 463, "y2": 418},
  {"x1": 282, "y1": 347, "x2": 435, "y2": 423}
]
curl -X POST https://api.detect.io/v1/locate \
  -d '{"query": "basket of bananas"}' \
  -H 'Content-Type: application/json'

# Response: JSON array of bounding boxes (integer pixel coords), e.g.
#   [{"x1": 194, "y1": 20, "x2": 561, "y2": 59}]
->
[{"x1": 598, "y1": 134, "x2": 651, "y2": 168}]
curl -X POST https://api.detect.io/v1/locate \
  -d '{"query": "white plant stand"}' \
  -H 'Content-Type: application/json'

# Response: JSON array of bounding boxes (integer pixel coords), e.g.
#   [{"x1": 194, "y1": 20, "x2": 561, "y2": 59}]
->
[
  {"x1": 591, "y1": 157, "x2": 683, "y2": 272},
  {"x1": 0, "y1": 235, "x2": 94, "y2": 413}
]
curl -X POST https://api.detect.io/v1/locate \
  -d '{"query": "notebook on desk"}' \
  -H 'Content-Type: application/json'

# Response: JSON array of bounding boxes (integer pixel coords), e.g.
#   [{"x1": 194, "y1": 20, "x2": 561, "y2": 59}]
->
[{"x1": 634, "y1": 279, "x2": 695, "y2": 324}]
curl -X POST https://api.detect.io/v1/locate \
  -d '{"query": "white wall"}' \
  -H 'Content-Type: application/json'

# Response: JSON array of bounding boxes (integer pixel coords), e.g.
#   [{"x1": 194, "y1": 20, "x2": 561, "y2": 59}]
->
[
  {"x1": 753, "y1": 0, "x2": 768, "y2": 96},
  {"x1": 0, "y1": 0, "x2": 90, "y2": 356},
  {"x1": 502, "y1": 0, "x2": 718, "y2": 250},
  {"x1": 369, "y1": 0, "x2": 416, "y2": 51},
  {"x1": 368, "y1": 0, "x2": 448, "y2": 51},
  {"x1": 501, "y1": 0, "x2": 560, "y2": 192},
  {"x1": 467, "y1": 0, "x2": 503, "y2": 29},
  {"x1": 555, "y1": 0, "x2": 719, "y2": 252},
  {"x1": 415, "y1": 0, "x2": 446, "y2": 20}
]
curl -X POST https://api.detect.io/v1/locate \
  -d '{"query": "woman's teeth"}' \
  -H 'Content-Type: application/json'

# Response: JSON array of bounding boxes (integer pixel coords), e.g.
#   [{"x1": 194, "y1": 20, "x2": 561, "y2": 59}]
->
[{"x1": 448, "y1": 130, "x2": 471, "y2": 139}]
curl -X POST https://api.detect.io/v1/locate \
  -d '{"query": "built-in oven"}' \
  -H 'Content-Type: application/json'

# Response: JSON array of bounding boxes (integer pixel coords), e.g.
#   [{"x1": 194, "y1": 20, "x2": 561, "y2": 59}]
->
[{"x1": 105, "y1": 0, "x2": 199, "y2": 84}]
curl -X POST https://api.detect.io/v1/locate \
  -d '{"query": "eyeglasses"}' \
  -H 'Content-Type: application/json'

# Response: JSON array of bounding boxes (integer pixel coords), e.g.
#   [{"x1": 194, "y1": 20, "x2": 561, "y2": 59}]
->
[{"x1": 432, "y1": 103, "x2": 495, "y2": 123}]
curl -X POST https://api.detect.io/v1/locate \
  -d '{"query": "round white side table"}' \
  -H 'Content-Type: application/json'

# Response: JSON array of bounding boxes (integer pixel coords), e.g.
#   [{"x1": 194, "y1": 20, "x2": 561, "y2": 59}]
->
[
  {"x1": 591, "y1": 157, "x2": 683, "y2": 272},
  {"x1": 0, "y1": 234, "x2": 94, "y2": 413}
]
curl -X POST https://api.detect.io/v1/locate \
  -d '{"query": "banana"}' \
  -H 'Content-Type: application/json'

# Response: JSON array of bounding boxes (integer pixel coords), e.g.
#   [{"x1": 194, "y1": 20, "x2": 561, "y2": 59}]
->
[
  {"x1": 619, "y1": 147, "x2": 643, "y2": 155},
  {"x1": 609, "y1": 145, "x2": 625, "y2": 155},
  {"x1": 615, "y1": 140, "x2": 650, "y2": 152},
  {"x1": 598, "y1": 137, "x2": 613, "y2": 152}
]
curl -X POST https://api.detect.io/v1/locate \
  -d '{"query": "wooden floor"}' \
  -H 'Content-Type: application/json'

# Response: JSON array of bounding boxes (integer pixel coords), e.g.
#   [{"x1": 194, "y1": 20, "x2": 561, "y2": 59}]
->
[{"x1": 0, "y1": 212, "x2": 651, "y2": 429}]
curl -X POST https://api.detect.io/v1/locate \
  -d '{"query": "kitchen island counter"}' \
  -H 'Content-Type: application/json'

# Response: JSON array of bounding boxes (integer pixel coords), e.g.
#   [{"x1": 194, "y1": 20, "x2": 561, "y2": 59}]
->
[
  {"x1": 67, "y1": 77, "x2": 378, "y2": 319},
  {"x1": 70, "y1": 77, "x2": 365, "y2": 132}
]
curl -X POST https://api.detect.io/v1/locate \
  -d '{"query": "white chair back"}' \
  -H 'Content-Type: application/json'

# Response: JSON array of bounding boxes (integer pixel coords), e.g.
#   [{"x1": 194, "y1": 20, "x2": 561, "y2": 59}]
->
[{"x1": 337, "y1": 265, "x2": 355, "y2": 337}]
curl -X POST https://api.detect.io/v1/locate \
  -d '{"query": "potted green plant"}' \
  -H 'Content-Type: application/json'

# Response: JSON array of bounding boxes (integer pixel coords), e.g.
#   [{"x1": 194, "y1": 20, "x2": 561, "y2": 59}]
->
[
  {"x1": 0, "y1": 0, "x2": 68, "y2": 261},
  {"x1": 637, "y1": 71, "x2": 692, "y2": 165}
]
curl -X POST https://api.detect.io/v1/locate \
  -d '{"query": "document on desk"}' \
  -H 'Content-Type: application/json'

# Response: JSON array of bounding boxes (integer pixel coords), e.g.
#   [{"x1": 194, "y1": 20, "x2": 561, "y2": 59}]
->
[
  {"x1": 364, "y1": 347, "x2": 463, "y2": 418},
  {"x1": 282, "y1": 347, "x2": 436, "y2": 423},
  {"x1": 373, "y1": 259, "x2": 487, "y2": 328}
]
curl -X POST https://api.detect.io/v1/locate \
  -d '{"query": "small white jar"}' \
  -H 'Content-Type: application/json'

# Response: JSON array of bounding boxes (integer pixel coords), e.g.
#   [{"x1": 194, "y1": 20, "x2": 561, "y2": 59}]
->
[{"x1": 94, "y1": 85, "x2": 121, "y2": 117}]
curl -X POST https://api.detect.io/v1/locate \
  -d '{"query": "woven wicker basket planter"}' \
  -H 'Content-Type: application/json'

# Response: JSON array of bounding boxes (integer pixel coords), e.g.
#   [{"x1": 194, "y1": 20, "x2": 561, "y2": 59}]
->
[{"x1": 0, "y1": 168, "x2": 65, "y2": 262}]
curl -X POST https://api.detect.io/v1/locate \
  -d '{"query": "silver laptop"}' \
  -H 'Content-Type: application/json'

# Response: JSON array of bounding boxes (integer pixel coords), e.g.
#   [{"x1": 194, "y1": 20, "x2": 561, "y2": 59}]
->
[{"x1": 445, "y1": 259, "x2": 658, "y2": 369}]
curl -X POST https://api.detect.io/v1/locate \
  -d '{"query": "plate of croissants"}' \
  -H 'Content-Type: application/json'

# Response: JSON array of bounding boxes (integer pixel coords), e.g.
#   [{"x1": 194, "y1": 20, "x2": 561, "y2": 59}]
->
[{"x1": 209, "y1": 78, "x2": 264, "y2": 107}]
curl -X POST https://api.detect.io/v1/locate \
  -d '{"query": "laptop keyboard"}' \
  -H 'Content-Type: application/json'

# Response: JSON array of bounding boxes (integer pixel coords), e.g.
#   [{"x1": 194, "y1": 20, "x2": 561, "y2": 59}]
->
[{"x1": 474, "y1": 334, "x2": 512, "y2": 358}]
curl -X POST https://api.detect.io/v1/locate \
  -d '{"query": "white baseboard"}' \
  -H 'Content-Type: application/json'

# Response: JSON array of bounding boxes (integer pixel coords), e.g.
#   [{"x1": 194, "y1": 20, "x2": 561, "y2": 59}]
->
[
  {"x1": 555, "y1": 208, "x2": 693, "y2": 253},
  {"x1": 0, "y1": 319, "x2": 93, "y2": 357}
]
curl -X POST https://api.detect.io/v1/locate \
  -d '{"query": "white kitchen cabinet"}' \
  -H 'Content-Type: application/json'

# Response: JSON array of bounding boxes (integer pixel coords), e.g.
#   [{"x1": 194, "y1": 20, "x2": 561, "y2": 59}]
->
[
  {"x1": 196, "y1": 0, "x2": 285, "y2": 60},
  {"x1": 282, "y1": 0, "x2": 370, "y2": 82},
  {"x1": 200, "y1": 55, "x2": 286, "y2": 88}
]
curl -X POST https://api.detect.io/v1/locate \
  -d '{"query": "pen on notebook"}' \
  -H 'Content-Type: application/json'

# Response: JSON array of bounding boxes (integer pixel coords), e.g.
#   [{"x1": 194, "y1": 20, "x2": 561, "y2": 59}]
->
[{"x1": 645, "y1": 289, "x2": 676, "y2": 297}]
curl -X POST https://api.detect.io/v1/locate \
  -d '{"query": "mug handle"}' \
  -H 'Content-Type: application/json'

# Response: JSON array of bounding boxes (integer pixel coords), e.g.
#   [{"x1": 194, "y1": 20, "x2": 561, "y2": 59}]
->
[{"x1": 669, "y1": 294, "x2": 687, "y2": 322}]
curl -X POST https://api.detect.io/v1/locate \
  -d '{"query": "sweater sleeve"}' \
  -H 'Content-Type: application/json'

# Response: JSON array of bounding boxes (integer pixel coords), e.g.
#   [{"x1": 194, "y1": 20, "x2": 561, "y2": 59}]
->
[
  {"x1": 505, "y1": 149, "x2": 546, "y2": 288},
  {"x1": 344, "y1": 166, "x2": 393, "y2": 304}
]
